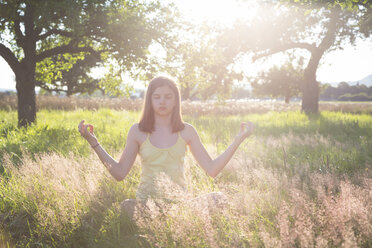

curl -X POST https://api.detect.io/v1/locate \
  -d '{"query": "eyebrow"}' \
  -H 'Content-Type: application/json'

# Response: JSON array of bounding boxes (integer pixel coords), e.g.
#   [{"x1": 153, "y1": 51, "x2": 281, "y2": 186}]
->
[{"x1": 153, "y1": 93, "x2": 173, "y2": 96}]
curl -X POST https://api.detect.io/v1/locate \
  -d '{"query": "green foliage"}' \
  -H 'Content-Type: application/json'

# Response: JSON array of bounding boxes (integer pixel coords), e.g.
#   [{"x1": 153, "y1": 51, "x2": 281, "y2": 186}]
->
[
  {"x1": 0, "y1": 0, "x2": 179, "y2": 126},
  {"x1": 285, "y1": 0, "x2": 372, "y2": 36},
  {"x1": 251, "y1": 60, "x2": 303, "y2": 103},
  {"x1": 1, "y1": 109, "x2": 371, "y2": 175},
  {"x1": 288, "y1": 0, "x2": 371, "y2": 10},
  {"x1": 146, "y1": 23, "x2": 243, "y2": 101},
  {"x1": 0, "y1": 109, "x2": 371, "y2": 247},
  {"x1": 163, "y1": 35, "x2": 221, "y2": 100},
  {"x1": 223, "y1": 0, "x2": 371, "y2": 113},
  {"x1": 0, "y1": 109, "x2": 139, "y2": 167},
  {"x1": 321, "y1": 82, "x2": 372, "y2": 101},
  {"x1": 338, "y1": 92, "x2": 372, "y2": 101},
  {"x1": 187, "y1": 110, "x2": 372, "y2": 174}
]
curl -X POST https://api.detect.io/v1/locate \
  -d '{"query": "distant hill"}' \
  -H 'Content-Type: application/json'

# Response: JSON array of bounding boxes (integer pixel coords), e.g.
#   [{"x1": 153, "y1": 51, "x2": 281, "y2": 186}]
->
[
  {"x1": 324, "y1": 74, "x2": 372, "y2": 87},
  {"x1": 350, "y1": 74, "x2": 372, "y2": 87},
  {"x1": 0, "y1": 88, "x2": 16, "y2": 93}
]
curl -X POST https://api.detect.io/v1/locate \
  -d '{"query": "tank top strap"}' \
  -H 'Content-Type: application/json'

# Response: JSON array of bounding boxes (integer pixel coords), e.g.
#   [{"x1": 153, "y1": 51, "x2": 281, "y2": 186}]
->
[{"x1": 143, "y1": 132, "x2": 149, "y2": 144}]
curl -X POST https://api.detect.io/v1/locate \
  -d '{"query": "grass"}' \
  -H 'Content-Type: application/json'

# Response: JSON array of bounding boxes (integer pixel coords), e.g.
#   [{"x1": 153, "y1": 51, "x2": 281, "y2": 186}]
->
[
  {"x1": 0, "y1": 107, "x2": 371, "y2": 247},
  {"x1": 2, "y1": 93, "x2": 372, "y2": 115}
]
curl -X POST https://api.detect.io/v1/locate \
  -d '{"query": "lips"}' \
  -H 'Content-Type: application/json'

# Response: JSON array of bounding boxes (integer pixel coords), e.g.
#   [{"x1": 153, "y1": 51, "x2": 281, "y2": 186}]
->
[{"x1": 159, "y1": 107, "x2": 166, "y2": 110}]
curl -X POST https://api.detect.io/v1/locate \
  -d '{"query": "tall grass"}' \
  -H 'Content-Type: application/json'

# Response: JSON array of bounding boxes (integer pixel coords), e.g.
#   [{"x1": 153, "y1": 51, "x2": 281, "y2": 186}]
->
[
  {"x1": 1, "y1": 93, "x2": 372, "y2": 114},
  {"x1": 0, "y1": 109, "x2": 138, "y2": 167},
  {"x1": 0, "y1": 109, "x2": 371, "y2": 247}
]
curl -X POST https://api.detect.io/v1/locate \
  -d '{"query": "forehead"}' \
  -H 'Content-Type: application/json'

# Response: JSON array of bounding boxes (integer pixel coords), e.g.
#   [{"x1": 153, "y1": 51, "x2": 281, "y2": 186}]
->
[{"x1": 152, "y1": 86, "x2": 174, "y2": 95}]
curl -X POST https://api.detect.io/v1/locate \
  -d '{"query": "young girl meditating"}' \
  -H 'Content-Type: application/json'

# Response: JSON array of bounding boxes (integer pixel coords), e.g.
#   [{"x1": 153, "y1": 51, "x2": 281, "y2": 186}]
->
[{"x1": 78, "y1": 76, "x2": 254, "y2": 217}]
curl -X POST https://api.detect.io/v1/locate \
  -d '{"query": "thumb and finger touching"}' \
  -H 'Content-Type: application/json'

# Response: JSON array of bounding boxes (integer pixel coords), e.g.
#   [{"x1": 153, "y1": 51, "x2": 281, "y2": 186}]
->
[
  {"x1": 78, "y1": 120, "x2": 95, "y2": 138},
  {"x1": 240, "y1": 121, "x2": 254, "y2": 134},
  {"x1": 86, "y1": 124, "x2": 94, "y2": 134}
]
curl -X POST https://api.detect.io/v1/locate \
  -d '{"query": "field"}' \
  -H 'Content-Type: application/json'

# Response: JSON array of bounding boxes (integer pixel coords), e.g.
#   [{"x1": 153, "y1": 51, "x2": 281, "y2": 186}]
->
[{"x1": 0, "y1": 99, "x2": 371, "y2": 247}]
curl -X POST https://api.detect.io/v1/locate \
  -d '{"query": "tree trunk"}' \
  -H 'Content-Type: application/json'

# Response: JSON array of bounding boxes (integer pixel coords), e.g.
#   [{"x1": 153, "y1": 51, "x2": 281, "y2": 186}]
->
[
  {"x1": 301, "y1": 76, "x2": 319, "y2": 114},
  {"x1": 181, "y1": 83, "x2": 191, "y2": 100},
  {"x1": 285, "y1": 94, "x2": 290, "y2": 104},
  {"x1": 67, "y1": 83, "x2": 73, "y2": 96},
  {"x1": 301, "y1": 8, "x2": 338, "y2": 114},
  {"x1": 16, "y1": 74, "x2": 36, "y2": 127},
  {"x1": 301, "y1": 51, "x2": 321, "y2": 114},
  {"x1": 16, "y1": 3, "x2": 37, "y2": 127}
]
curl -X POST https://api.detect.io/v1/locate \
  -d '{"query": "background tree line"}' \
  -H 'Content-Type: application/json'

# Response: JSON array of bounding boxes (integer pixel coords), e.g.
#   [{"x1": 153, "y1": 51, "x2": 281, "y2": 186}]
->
[
  {"x1": 320, "y1": 82, "x2": 372, "y2": 101},
  {"x1": 1, "y1": 0, "x2": 371, "y2": 127}
]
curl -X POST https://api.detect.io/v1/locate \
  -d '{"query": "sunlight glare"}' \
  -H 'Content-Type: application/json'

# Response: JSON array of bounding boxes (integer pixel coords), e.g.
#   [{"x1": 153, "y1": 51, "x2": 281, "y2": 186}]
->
[{"x1": 177, "y1": 0, "x2": 259, "y2": 27}]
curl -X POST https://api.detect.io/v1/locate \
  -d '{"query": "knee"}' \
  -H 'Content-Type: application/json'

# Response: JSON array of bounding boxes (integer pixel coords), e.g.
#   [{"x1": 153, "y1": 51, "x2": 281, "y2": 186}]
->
[
  {"x1": 209, "y1": 192, "x2": 228, "y2": 206},
  {"x1": 190, "y1": 191, "x2": 228, "y2": 208},
  {"x1": 121, "y1": 199, "x2": 136, "y2": 218}
]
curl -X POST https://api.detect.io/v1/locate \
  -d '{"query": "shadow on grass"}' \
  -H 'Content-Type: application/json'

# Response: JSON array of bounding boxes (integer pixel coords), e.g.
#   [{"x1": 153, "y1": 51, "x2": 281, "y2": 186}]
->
[
  {"x1": 0, "y1": 172, "x2": 151, "y2": 248},
  {"x1": 0, "y1": 124, "x2": 87, "y2": 174},
  {"x1": 66, "y1": 182, "x2": 152, "y2": 248}
]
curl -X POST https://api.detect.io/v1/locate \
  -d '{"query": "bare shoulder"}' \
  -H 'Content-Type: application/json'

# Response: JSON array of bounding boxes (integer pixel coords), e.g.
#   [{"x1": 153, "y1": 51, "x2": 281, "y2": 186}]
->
[
  {"x1": 182, "y1": 122, "x2": 197, "y2": 132},
  {"x1": 181, "y1": 122, "x2": 199, "y2": 145},
  {"x1": 128, "y1": 123, "x2": 147, "y2": 146}
]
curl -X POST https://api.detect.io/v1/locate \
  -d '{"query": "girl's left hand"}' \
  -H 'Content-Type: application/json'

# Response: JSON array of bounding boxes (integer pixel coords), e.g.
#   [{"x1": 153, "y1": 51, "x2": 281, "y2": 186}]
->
[{"x1": 236, "y1": 121, "x2": 255, "y2": 141}]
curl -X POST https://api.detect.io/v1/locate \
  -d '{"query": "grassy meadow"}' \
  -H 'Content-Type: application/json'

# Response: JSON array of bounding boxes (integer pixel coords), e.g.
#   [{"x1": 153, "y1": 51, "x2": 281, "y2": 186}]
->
[{"x1": 0, "y1": 98, "x2": 371, "y2": 247}]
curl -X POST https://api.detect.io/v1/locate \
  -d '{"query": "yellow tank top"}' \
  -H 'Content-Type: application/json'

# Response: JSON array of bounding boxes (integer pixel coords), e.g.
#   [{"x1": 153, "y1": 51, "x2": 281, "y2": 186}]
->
[{"x1": 136, "y1": 131, "x2": 187, "y2": 201}]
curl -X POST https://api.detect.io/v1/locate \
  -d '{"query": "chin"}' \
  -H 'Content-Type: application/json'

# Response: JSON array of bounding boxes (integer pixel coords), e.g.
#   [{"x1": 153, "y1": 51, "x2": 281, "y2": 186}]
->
[{"x1": 156, "y1": 110, "x2": 172, "y2": 116}]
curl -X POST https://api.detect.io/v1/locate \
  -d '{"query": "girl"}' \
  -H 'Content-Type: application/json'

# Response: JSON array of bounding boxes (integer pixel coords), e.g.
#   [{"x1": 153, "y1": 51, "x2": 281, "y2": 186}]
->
[{"x1": 78, "y1": 76, "x2": 254, "y2": 218}]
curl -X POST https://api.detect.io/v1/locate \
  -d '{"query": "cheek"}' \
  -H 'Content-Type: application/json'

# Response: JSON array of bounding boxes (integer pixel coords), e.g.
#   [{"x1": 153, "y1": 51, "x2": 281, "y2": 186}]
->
[{"x1": 168, "y1": 98, "x2": 176, "y2": 107}]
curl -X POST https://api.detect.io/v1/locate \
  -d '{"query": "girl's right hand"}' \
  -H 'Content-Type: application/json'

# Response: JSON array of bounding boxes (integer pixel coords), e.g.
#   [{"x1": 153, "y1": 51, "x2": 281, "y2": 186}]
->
[
  {"x1": 78, "y1": 120, "x2": 98, "y2": 145},
  {"x1": 236, "y1": 121, "x2": 255, "y2": 141}
]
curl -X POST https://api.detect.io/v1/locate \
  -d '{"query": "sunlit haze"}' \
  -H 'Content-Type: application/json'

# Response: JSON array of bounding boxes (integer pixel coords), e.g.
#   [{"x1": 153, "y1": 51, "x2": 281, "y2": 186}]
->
[
  {"x1": 177, "y1": 0, "x2": 258, "y2": 26},
  {"x1": 0, "y1": 0, "x2": 371, "y2": 91}
]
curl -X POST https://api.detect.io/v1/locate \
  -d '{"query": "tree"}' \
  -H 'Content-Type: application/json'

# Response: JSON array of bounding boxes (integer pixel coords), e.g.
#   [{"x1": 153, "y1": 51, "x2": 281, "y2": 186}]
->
[
  {"x1": 224, "y1": 0, "x2": 371, "y2": 113},
  {"x1": 35, "y1": 52, "x2": 102, "y2": 96},
  {"x1": 145, "y1": 23, "x2": 243, "y2": 101},
  {"x1": 320, "y1": 81, "x2": 372, "y2": 100},
  {"x1": 288, "y1": 0, "x2": 372, "y2": 38},
  {"x1": 166, "y1": 33, "x2": 242, "y2": 100},
  {"x1": 251, "y1": 61, "x2": 302, "y2": 103},
  {"x1": 0, "y1": 0, "x2": 176, "y2": 126},
  {"x1": 151, "y1": 33, "x2": 218, "y2": 100}
]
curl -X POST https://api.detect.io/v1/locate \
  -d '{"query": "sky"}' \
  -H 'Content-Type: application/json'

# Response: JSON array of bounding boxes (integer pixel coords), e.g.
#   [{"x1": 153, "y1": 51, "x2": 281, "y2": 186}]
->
[{"x1": 1, "y1": 0, "x2": 371, "y2": 91}]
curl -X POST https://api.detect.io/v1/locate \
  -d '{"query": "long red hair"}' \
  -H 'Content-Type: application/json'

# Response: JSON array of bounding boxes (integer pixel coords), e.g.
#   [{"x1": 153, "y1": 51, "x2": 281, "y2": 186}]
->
[{"x1": 138, "y1": 76, "x2": 185, "y2": 133}]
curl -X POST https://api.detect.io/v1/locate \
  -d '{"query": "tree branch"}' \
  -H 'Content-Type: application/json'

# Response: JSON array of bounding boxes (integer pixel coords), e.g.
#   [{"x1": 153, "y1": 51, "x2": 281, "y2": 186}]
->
[
  {"x1": 318, "y1": 8, "x2": 340, "y2": 52},
  {"x1": 37, "y1": 29, "x2": 75, "y2": 41},
  {"x1": 36, "y1": 82, "x2": 68, "y2": 93},
  {"x1": 35, "y1": 44, "x2": 101, "y2": 62},
  {"x1": 252, "y1": 42, "x2": 317, "y2": 61},
  {"x1": 0, "y1": 43, "x2": 21, "y2": 74},
  {"x1": 14, "y1": 18, "x2": 25, "y2": 47}
]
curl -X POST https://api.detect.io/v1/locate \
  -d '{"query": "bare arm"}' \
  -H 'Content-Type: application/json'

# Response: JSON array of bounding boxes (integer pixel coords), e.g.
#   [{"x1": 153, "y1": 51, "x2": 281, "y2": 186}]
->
[
  {"x1": 78, "y1": 120, "x2": 139, "y2": 181},
  {"x1": 187, "y1": 122, "x2": 254, "y2": 178}
]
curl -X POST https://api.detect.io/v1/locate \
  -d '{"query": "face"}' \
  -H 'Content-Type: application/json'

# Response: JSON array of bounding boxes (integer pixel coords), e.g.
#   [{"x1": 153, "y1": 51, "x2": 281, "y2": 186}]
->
[{"x1": 151, "y1": 86, "x2": 176, "y2": 116}]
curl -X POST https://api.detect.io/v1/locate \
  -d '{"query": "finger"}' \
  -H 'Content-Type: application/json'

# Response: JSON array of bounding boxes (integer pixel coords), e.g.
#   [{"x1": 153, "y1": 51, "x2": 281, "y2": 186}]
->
[
  {"x1": 242, "y1": 122, "x2": 252, "y2": 133},
  {"x1": 249, "y1": 122, "x2": 254, "y2": 129},
  {"x1": 240, "y1": 123, "x2": 245, "y2": 132},
  {"x1": 78, "y1": 120, "x2": 85, "y2": 131},
  {"x1": 247, "y1": 122, "x2": 254, "y2": 132},
  {"x1": 82, "y1": 124, "x2": 90, "y2": 134},
  {"x1": 86, "y1": 124, "x2": 94, "y2": 134}
]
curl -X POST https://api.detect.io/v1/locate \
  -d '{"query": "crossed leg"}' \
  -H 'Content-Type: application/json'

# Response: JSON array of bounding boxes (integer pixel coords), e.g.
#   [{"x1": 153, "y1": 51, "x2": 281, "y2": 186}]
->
[
  {"x1": 120, "y1": 191, "x2": 228, "y2": 220},
  {"x1": 121, "y1": 198, "x2": 137, "y2": 219},
  {"x1": 189, "y1": 191, "x2": 228, "y2": 207}
]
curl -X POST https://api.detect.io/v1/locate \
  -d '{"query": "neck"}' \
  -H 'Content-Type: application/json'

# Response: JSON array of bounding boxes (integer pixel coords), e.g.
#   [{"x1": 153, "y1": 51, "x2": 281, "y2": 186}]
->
[{"x1": 154, "y1": 113, "x2": 172, "y2": 131}]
